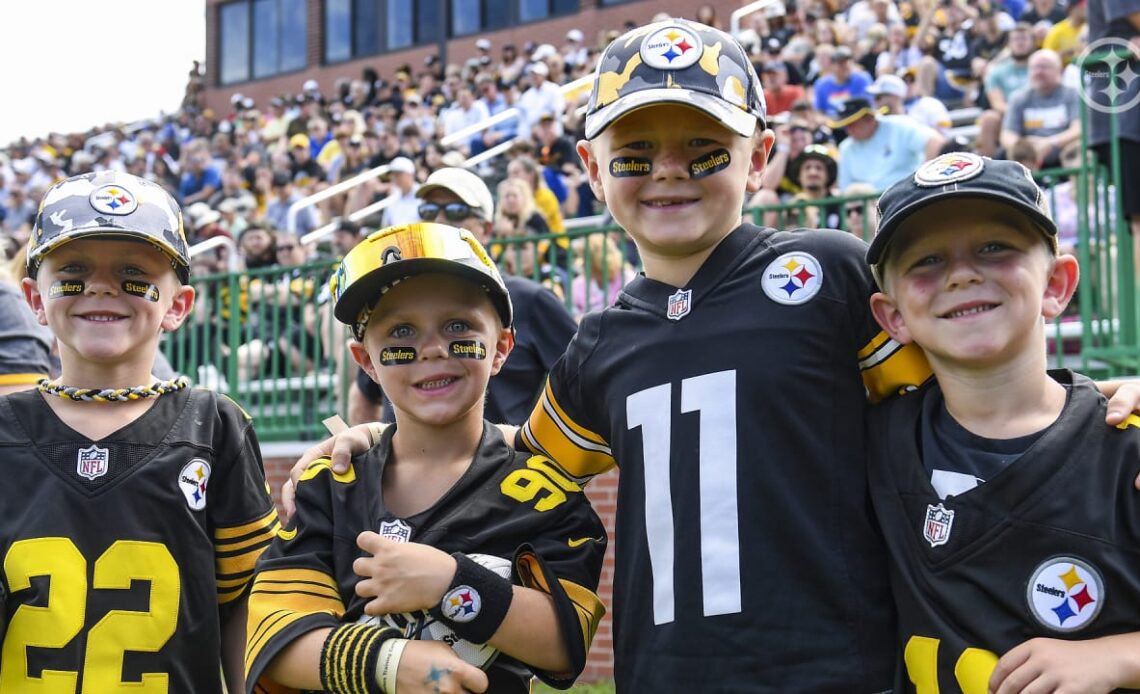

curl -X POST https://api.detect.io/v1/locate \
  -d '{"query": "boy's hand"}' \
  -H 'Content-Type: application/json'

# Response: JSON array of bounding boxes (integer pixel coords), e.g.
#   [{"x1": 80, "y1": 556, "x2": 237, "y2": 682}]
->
[
  {"x1": 280, "y1": 424, "x2": 377, "y2": 520},
  {"x1": 354, "y1": 533, "x2": 457, "y2": 616},
  {"x1": 990, "y1": 636, "x2": 1127, "y2": 693},
  {"x1": 1095, "y1": 379, "x2": 1140, "y2": 491},
  {"x1": 396, "y1": 640, "x2": 489, "y2": 693}
]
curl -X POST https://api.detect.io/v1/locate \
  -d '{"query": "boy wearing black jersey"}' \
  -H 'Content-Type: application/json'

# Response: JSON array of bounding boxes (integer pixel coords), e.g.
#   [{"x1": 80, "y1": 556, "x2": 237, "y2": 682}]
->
[
  {"x1": 867, "y1": 153, "x2": 1140, "y2": 692},
  {"x1": 0, "y1": 171, "x2": 279, "y2": 692},
  {"x1": 245, "y1": 223, "x2": 605, "y2": 693},
  {"x1": 286, "y1": 21, "x2": 1140, "y2": 692}
]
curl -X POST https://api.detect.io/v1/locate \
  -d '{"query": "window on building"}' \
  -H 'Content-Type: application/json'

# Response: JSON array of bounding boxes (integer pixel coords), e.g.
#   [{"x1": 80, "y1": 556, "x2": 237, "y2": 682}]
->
[
  {"x1": 519, "y1": 0, "x2": 576, "y2": 23},
  {"x1": 219, "y1": 0, "x2": 306, "y2": 85}
]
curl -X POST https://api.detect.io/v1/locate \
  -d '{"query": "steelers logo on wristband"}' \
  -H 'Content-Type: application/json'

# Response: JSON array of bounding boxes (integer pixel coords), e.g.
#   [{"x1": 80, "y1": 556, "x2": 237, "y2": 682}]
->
[
  {"x1": 689, "y1": 149, "x2": 731, "y2": 178},
  {"x1": 122, "y1": 281, "x2": 160, "y2": 302},
  {"x1": 441, "y1": 585, "x2": 482, "y2": 622},
  {"x1": 49, "y1": 280, "x2": 85, "y2": 299},
  {"x1": 449, "y1": 340, "x2": 487, "y2": 360},
  {"x1": 380, "y1": 347, "x2": 417, "y2": 366},
  {"x1": 610, "y1": 157, "x2": 652, "y2": 177}
]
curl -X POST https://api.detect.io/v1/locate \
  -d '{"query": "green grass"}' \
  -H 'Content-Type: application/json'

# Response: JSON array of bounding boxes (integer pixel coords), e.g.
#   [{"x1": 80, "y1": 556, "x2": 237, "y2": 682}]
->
[{"x1": 534, "y1": 682, "x2": 615, "y2": 694}]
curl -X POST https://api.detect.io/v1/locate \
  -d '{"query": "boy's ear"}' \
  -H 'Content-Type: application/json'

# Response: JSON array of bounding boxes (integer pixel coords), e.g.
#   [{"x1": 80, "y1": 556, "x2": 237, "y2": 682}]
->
[
  {"x1": 348, "y1": 339, "x2": 380, "y2": 384},
  {"x1": 489, "y1": 328, "x2": 515, "y2": 377},
  {"x1": 1042, "y1": 253, "x2": 1079, "y2": 320},
  {"x1": 745, "y1": 129, "x2": 776, "y2": 194},
  {"x1": 21, "y1": 277, "x2": 47, "y2": 326},
  {"x1": 576, "y1": 139, "x2": 606, "y2": 203},
  {"x1": 161, "y1": 285, "x2": 196, "y2": 332},
  {"x1": 869, "y1": 290, "x2": 914, "y2": 346}
]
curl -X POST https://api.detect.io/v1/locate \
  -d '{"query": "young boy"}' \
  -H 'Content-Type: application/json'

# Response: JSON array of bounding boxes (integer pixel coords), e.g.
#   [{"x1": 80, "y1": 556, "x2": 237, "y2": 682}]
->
[
  {"x1": 244, "y1": 222, "x2": 605, "y2": 693},
  {"x1": 866, "y1": 152, "x2": 1140, "y2": 692},
  {"x1": 289, "y1": 19, "x2": 1140, "y2": 691},
  {"x1": 0, "y1": 171, "x2": 280, "y2": 692}
]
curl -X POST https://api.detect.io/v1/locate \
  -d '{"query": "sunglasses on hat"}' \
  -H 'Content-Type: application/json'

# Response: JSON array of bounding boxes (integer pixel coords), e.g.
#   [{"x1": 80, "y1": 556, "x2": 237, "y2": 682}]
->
[{"x1": 418, "y1": 201, "x2": 479, "y2": 222}]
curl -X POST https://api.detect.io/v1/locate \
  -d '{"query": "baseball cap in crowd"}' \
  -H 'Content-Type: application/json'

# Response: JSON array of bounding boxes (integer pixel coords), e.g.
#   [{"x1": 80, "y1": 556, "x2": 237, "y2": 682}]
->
[
  {"x1": 186, "y1": 202, "x2": 221, "y2": 229},
  {"x1": 302, "y1": 79, "x2": 320, "y2": 93},
  {"x1": 230, "y1": 92, "x2": 245, "y2": 107},
  {"x1": 866, "y1": 74, "x2": 908, "y2": 99},
  {"x1": 827, "y1": 97, "x2": 879, "y2": 129},
  {"x1": 533, "y1": 43, "x2": 558, "y2": 61},
  {"x1": 476, "y1": 38, "x2": 492, "y2": 51},
  {"x1": 386, "y1": 156, "x2": 416, "y2": 175},
  {"x1": 834, "y1": 45, "x2": 854, "y2": 61},
  {"x1": 762, "y1": 60, "x2": 789, "y2": 73},
  {"x1": 330, "y1": 222, "x2": 512, "y2": 340},
  {"x1": 584, "y1": 18, "x2": 768, "y2": 140},
  {"x1": 566, "y1": 29, "x2": 584, "y2": 42},
  {"x1": 289, "y1": 133, "x2": 311, "y2": 150},
  {"x1": 788, "y1": 144, "x2": 838, "y2": 187},
  {"x1": 527, "y1": 61, "x2": 550, "y2": 76},
  {"x1": 416, "y1": 167, "x2": 495, "y2": 221},
  {"x1": 867, "y1": 153, "x2": 1057, "y2": 271},
  {"x1": 271, "y1": 171, "x2": 293, "y2": 187}
]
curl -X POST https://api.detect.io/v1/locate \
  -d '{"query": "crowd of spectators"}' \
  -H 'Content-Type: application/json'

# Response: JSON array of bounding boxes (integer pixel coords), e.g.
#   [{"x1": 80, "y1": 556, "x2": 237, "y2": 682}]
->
[{"x1": 0, "y1": 0, "x2": 1121, "y2": 384}]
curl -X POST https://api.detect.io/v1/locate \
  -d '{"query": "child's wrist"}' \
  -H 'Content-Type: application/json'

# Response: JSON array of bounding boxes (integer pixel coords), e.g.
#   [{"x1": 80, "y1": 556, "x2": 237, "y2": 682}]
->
[
  {"x1": 319, "y1": 623, "x2": 400, "y2": 694},
  {"x1": 429, "y1": 552, "x2": 514, "y2": 644},
  {"x1": 376, "y1": 637, "x2": 409, "y2": 693}
]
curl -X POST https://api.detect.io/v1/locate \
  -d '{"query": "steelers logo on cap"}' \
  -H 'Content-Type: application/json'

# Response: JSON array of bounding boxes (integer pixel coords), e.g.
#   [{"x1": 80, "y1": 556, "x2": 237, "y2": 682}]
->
[
  {"x1": 913, "y1": 153, "x2": 985, "y2": 187},
  {"x1": 89, "y1": 184, "x2": 139, "y2": 216},
  {"x1": 640, "y1": 24, "x2": 704, "y2": 70}
]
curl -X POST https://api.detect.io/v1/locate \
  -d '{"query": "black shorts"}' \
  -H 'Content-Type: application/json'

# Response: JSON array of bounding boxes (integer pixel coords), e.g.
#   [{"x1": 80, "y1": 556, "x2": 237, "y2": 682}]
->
[{"x1": 1093, "y1": 140, "x2": 1140, "y2": 220}]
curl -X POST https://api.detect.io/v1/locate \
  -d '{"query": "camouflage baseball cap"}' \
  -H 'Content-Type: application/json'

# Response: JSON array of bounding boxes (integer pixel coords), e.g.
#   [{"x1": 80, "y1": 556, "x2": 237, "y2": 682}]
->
[
  {"x1": 584, "y1": 18, "x2": 767, "y2": 140},
  {"x1": 28, "y1": 171, "x2": 190, "y2": 284}
]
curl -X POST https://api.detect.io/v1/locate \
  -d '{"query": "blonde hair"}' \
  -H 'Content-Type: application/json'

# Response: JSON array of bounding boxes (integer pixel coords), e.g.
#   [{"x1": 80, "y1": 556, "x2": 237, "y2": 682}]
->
[
  {"x1": 494, "y1": 177, "x2": 539, "y2": 237},
  {"x1": 584, "y1": 233, "x2": 626, "y2": 284}
]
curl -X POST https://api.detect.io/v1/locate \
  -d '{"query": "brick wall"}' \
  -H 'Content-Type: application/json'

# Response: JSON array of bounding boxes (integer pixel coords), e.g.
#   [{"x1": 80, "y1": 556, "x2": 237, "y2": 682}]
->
[{"x1": 262, "y1": 454, "x2": 620, "y2": 683}]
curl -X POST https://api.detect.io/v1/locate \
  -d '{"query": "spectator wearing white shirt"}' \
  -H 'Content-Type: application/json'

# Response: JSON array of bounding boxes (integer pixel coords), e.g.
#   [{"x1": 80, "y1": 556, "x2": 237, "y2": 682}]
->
[
  {"x1": 867, "y1": 74, "x2": 952, "y2": 134},
  {"x1": 517, "y1": 62, "x2": 565, "y2": 137},
  {"x1": 379, "y1": 157, "x2": 421, "y2": 227},
  {"x1": 440, "y1": 85, "x2": 491, "y2": 155}
]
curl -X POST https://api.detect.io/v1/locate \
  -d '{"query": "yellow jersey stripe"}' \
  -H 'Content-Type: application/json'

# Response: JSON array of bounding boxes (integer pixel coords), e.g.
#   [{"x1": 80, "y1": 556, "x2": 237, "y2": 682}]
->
[
  {"x1": 856, "y1": 329, "x2": 893, "y2": 360},
  {"x1": 216, "y1": 521, "x2": 281, "y2": 552},
  {"x1": 298, "y1": 457, "x2": 357, "y2": 483},
  {"x1": 1116, "y1": 414, "x2": 1140, "y2": 430},
  {"x1": 215, "y1": 508, "x2": 280, "y2": 540},
  {"x1": 560, "y1": 579, "x2": 606, "y2": 652},
  {"x1": 523, "y1": 414, "x2": 615, "y2": 479},
  {"x1": 861, "y1": 340, "x2": 931, "y2": 404},
  {"x1": 541, "y1": 382, "x2": 610, "y2": 448},
  {"x1": 216, "y1": 548, "x2": 263, "y2": 578}
]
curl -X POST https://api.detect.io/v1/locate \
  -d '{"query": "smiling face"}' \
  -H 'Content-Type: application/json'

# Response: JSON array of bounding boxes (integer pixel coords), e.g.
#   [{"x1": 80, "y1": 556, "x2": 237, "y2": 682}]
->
[
  {"x1": 577, "y1": 104, "x2": 771, "y2": 282},
  {"x1": 350, "y1": 273, "x2": 512, "y2": 429},
  {"x1": 23, "y1": 238, "x2": 194, "y2": 381},
  {"x1": 870, "y1": 199, "x2": 1076, "y2": 371}
]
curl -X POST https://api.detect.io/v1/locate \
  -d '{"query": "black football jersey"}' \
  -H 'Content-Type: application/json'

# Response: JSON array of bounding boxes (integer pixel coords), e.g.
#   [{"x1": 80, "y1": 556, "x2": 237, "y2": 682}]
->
[
  {"x1": 520, "y1": 224, "x2": 930, "y2": 692},
  {"x1": 868, "y1": 371, "x2": 1140, "y2": 692},
  {"x1": 0, "y1": 387, "x2": 279, "y2": 693},
  {"x1": 245, "y1": 422, "x2": 606, "y2": 694}
]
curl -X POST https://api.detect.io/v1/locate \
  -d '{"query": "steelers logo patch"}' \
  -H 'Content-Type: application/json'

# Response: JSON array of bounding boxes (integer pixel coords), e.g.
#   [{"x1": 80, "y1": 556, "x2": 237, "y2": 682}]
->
[
  {"x1": 914, "y1": 153, "x2": 984, "y2": 187},
  {"x1": 441, "y1": 585, "x2": 482, "y2": 623},
  {"x1": 761, "y1": 252, "x2": 823, "y2": 305},
  {"x1": 89, "y1": 184, "x2": 139, "y2": 216},
  {"x1": 1026, "y1": 557, "x2": 1104, "y2": 632},
  {"x1": 640, "y1": 24, "x2": 703, "y2": 70},
  {"x1": 178, "y1": 459, "x2": 212, "y2": 511}
]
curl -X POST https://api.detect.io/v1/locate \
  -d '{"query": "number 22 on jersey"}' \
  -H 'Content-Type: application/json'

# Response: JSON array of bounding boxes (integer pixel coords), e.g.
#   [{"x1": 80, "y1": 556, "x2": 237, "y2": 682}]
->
[
  {"x1": 627, "y1": 370, "x2": 740, "y2": 626},
  {"x1": 2, "y1": 537, "x2": 179, "y2": 692}
]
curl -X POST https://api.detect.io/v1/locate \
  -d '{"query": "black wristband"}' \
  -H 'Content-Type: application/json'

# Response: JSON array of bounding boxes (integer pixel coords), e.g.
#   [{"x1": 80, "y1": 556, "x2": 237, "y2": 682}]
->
[
  {"x1": 319, "y1": 622, "x2": 399, "y2": 694},
  {"x1": 430, "y1": 552, "x2": 514, "y2": 644}
]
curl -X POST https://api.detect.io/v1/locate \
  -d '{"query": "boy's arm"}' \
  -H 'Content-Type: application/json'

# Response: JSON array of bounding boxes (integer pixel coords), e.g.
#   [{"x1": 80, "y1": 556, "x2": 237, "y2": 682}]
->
[
  {"x1": 221, "y1": 594, "x2": 249, "y2": 693},
  {"x1": 989, "y1": 633, "x2": 1140, "y2": 693}
]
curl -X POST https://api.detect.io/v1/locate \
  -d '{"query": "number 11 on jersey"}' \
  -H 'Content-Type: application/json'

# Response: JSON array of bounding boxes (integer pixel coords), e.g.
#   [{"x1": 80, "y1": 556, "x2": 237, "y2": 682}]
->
[{"x1": 627, "y1": 370, "x2": 740, "y2": 626}]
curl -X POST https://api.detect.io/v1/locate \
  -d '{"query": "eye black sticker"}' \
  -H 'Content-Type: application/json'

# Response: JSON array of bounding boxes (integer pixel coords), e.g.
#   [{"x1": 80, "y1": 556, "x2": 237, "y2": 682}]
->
[
  {"x1": 122, "y1": 281, "x2": 160, "y2": 302},
  {"x1": 380, "y1": 347, "x2": 417, "y2": 366},
  {"x1": 48, "y1": 281, "x2": 84, "y2": 299},
  {"x1": 609, "y1": 157, "x2": 652, "y2": 177},
  {"x1": 450, "y1": 340, "x2": 487, "y2": 360},
  {"x1": 689, "y1": 149, "x2": 731, "y2": 178}
]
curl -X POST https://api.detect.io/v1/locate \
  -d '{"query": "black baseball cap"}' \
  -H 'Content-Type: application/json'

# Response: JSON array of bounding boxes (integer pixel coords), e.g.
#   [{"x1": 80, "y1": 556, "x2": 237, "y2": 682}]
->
[
  {"x1": 867, "y1": 153, "x2": 1058, "y2": 269},
  {"x1": 583, "y1": 18, "x2": 767, "y2": 139}
]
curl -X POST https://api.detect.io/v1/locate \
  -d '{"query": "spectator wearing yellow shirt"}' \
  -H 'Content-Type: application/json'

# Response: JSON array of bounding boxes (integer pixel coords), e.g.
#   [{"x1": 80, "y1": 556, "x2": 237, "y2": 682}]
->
[{"x1": 1042, "y1": 0, "x2": 1086, "y2": 65}]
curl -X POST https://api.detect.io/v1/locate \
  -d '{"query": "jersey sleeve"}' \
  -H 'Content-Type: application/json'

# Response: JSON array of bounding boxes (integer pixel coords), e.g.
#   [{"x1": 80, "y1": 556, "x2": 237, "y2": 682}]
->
[
  {"x1": 244, "y1": 458, "x2": 349, "y2": 693},
  {"x1": 826, "y1": 231, "x2": 932, "y2": 403},
  {"x1": 209, "y1": 395, "x2": 281, "y2": 610},
  {"x1": 509, "y1": 454, "x2": 607, "y2": 689},
  {"x1": 519, "y1": 313, "x2": 616, "y2": 480}
]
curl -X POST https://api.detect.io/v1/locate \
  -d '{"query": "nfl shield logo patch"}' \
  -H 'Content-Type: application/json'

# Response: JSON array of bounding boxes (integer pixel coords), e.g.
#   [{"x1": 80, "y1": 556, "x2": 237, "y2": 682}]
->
[
  {"x1": 666, "y1": 288, "x2": 692, "y2": 321},
  {"x1": 923, "y1": 503, "x2": 955, "y2": 547},
  {"x1": 380, "y1": 517, "x2": 412, "y2": 543},
  {"x1": 77, "y1": 444, "x2": 109, "y2": 480}
]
